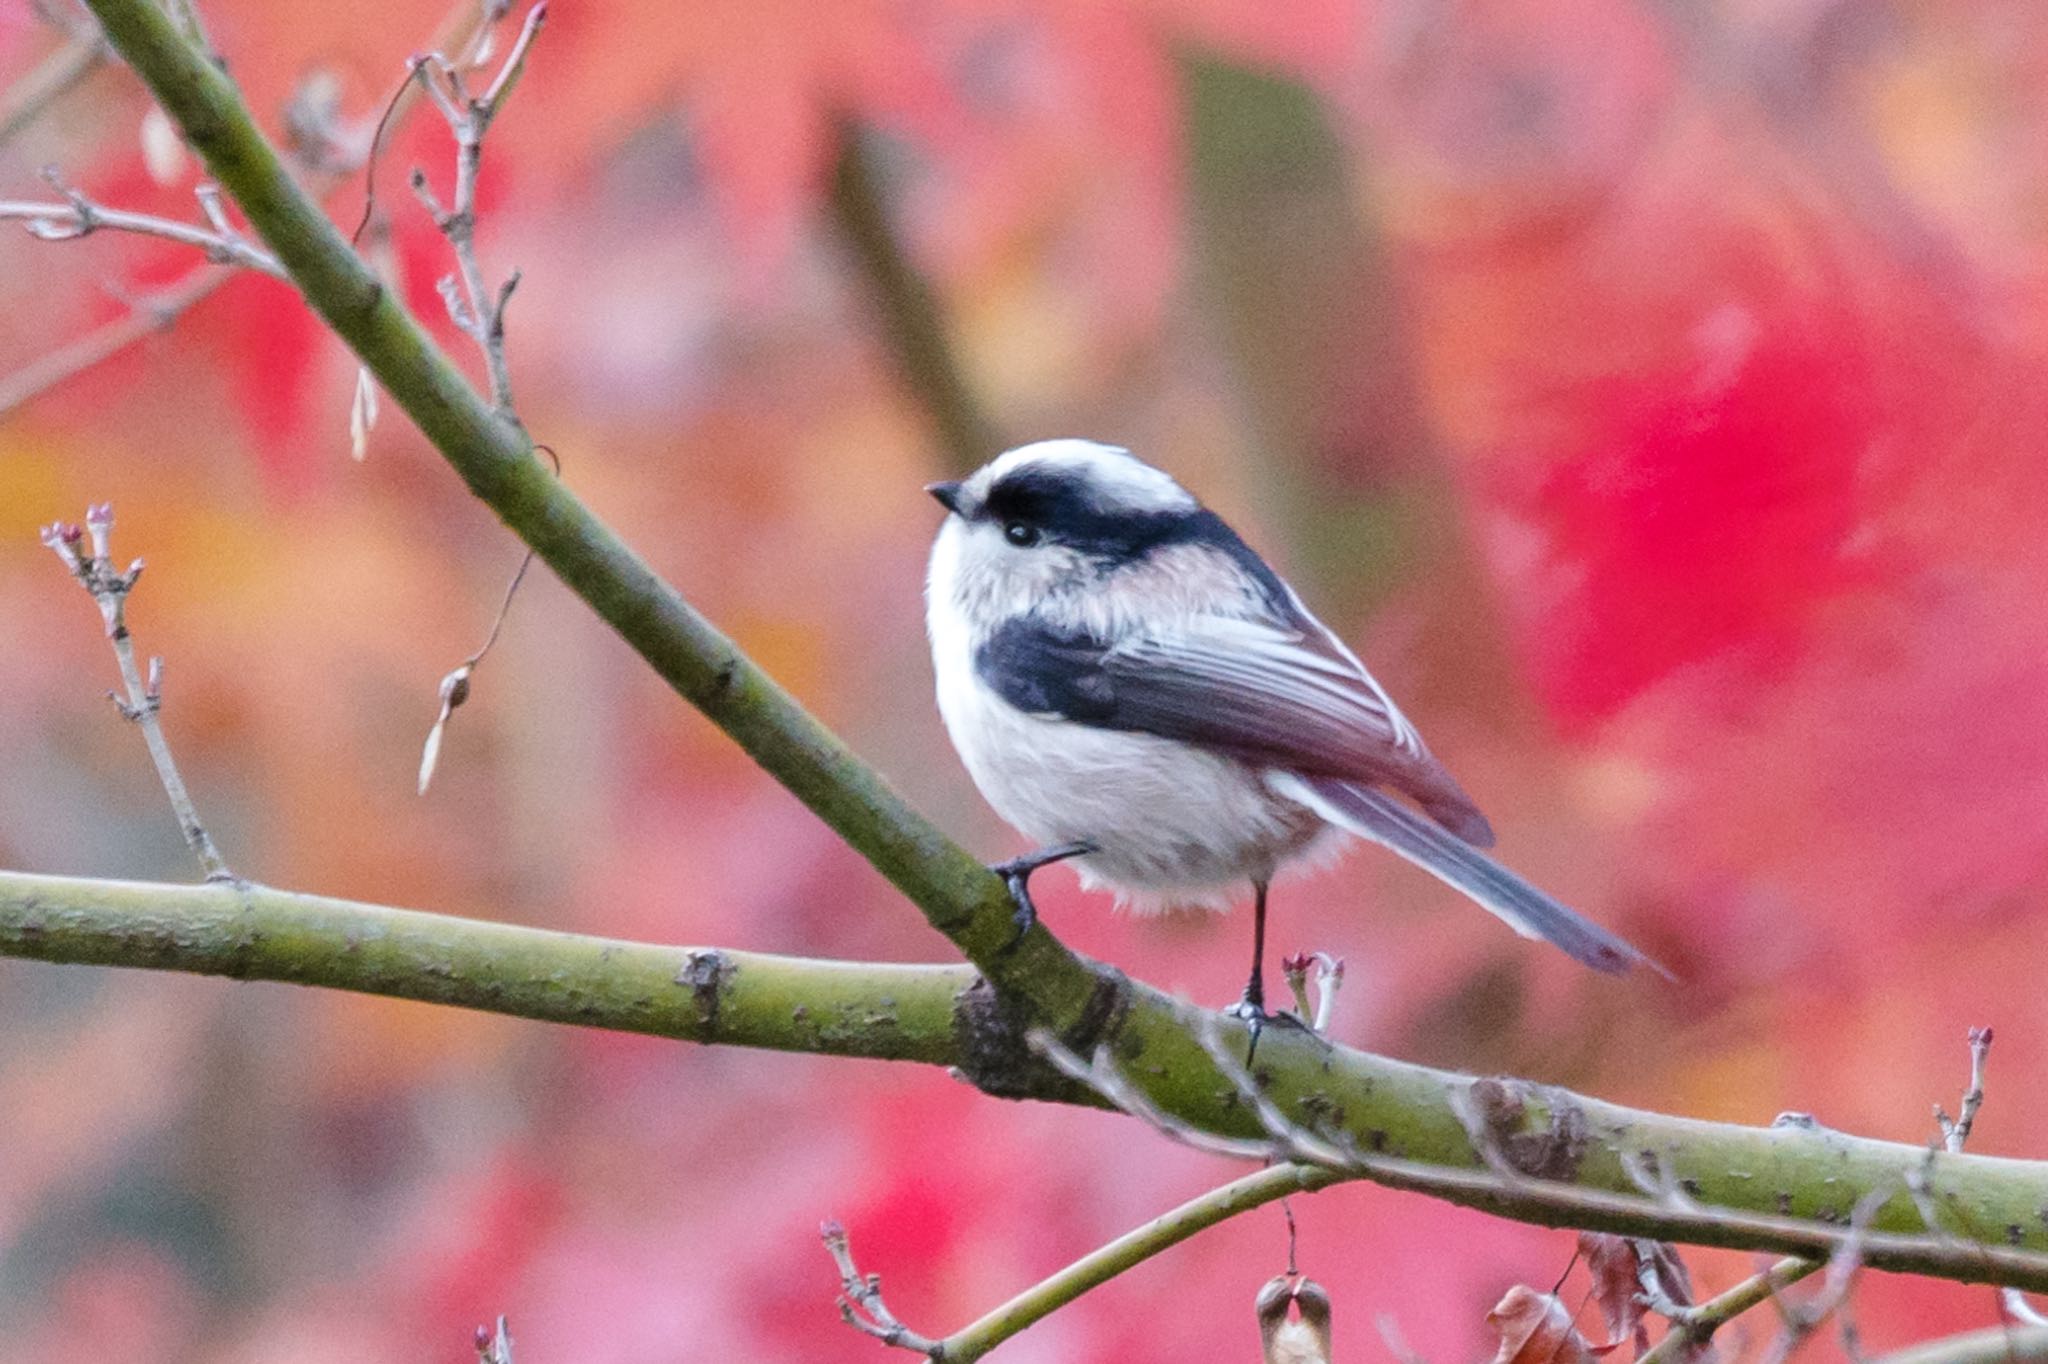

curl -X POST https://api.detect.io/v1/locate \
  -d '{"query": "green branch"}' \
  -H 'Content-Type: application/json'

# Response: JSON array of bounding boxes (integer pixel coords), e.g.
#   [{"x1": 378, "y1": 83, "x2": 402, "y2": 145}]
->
[
  {"x1": 933, "y1": 1163, "x2": 1340, "y2": 1361},
  {"x1": 15, "y1": 869, "x2": 2048, "y2": 1295},
  {"x1": 0, "y1": 870, "x2": 965, "y2": 1064},
  {"x1": 60, "y1": 0, "x2": 2048, "y2": 1302},
  {"x1": 1637, "y1": 1256, "x2": 1819, "y2": 1364},
  {"x1": 1877, "y1": 1326, "x2": 2048, "y2": 1364}
]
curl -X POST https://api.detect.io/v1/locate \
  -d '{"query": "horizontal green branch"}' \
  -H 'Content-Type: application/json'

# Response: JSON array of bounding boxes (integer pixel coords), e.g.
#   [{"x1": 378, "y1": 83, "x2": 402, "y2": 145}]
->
[
  {"x1": 12, "y1": 868, "x2": 2048, "y2": 1294},
  {"x1": 0, "y1": 870, "x2": 965, "y2": 1062}
]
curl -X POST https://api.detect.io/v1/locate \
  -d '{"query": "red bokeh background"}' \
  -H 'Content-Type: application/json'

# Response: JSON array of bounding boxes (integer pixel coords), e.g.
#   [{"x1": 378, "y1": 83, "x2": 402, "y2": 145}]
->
[{"x1": 5, "y1": 2, "x2": 2048, "y2": 1359}]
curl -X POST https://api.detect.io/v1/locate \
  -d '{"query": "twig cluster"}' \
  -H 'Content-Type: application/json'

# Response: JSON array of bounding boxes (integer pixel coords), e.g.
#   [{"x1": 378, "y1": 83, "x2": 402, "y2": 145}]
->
[
  {"x1": 822, "y1": 1221, "x2": 942, "y2": 1356},
  {"x1": 404, "y1": 2, "x2": 545, "y2": 416},
  {"x1": 0, "y1": 0, "x2": 502, "y2": 424}
]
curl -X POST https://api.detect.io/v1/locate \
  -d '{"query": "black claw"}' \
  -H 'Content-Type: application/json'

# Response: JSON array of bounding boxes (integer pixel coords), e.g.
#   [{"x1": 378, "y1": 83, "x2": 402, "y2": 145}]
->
[
  {"x1": 997, "y1": 868, "x2": 1038, "y2": 954},
  {"x1": 1227, "y1": 999, "x2": 1316, "y2": 1065},
  {"x1": 987, "y1": 841, "x2": 1095, "y2": 954}
]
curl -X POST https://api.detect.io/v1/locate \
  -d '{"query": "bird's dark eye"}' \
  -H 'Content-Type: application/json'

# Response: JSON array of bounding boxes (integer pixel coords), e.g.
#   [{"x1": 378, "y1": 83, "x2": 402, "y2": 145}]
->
[{"x1": 1003, "y1": 521, "x2": 1040, "y2": 548}]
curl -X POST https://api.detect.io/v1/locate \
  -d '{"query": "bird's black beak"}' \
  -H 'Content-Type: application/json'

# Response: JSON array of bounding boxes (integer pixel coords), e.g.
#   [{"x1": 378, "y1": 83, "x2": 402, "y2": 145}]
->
[{"x1": 925, "y1": 480, "x2": 964, "y2": 515}]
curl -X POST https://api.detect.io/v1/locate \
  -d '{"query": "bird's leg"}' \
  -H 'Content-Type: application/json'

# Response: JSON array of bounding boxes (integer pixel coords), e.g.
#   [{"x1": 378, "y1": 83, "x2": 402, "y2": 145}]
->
[
  {"x1": 1228, "y1": 879, "x2": 1312, "y2": 1062},
  {"x1": 1228, "y1": 878, "x2": 1275, "y2": 1059},
  {"x1": 990, "y1": 840, "x2": 1096, "y2": 950}
]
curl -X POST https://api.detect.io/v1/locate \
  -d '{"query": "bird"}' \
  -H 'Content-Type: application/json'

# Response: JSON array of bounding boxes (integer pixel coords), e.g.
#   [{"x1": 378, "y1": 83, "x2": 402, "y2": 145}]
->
[{"x1": 923, "y1": 438, "x2": 1655, "y2": 1040}]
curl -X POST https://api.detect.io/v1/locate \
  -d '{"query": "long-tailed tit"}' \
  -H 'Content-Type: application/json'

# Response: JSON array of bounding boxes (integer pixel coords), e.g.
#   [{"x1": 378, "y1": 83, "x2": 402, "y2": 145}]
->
[{"x1": 925, "y1": 439, "x2": 1655, "y2": 1038}]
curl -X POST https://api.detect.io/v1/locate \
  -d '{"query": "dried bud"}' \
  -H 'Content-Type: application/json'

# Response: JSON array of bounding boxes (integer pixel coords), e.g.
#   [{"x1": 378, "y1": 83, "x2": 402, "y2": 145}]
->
[
  {"x1": 1258, "y1": 1275, "x2": 1333, "y2": 1364},
  {"x1": 349, "y1": 366, "x2": 379, "y2": 461},
  {"x1": 140, "y1": 106, "x2": 188, "y2": 186},
  {"x1": 418, "y1": 664, "x2": 475, "y2": 795}
]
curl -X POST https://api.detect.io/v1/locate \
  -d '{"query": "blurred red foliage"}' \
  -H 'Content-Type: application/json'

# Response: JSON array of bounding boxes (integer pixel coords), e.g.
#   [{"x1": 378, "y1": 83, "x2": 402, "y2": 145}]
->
[{"x1": 7, "y1": 0, "x2": 2048, "y2": 1361}]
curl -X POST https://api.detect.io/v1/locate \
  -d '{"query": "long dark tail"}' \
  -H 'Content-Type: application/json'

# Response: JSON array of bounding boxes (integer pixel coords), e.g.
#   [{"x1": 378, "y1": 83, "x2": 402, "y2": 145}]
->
[{"x1": 1273, "y1": 774, "x2": 1666, "y2": 978}]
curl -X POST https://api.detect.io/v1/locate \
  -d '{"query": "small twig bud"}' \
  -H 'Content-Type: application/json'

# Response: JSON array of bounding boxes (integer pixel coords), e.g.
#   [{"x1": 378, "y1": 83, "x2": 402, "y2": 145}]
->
[
  {"x1": 1282, "y1": 953, "x2": 1314, "y2": 1023},
  {"x1": 39, "y1": 521, "x2": 84, "y2": 573},
  {"x1": 473, "y1": 1315, "x2": 513, "y2": 1364},
  {"x1": 85, "y1": 501, "x2": 113, "y2": 561}
]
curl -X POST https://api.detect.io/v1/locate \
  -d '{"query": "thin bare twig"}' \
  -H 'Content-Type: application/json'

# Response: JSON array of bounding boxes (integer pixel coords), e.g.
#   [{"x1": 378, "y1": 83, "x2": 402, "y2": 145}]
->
[
  {"x1": 1937, "y1": 1027, "x2": 1994, "y2": 1155},
  {"x1": 1757, "y1": 1189, "x2": 1891, "y2": 1364},
  {"x1": 39, "y1": 504, "x2": 234, "y2": 881},
  {"x1": 1, "y1": 171, "x2": 284, "y2": 276},
  {"x1": 820, "y1": 1221, "x2": 941, "y2": 1356},
  {"x1": 405, "y1": 0, "x2": 544, "y2": 415},
  {"x1": 0, "y1": 27, "x2": 109, "y2": 149},
  {"x1": 826, "y1": 1164, "x2": 1334, "y2": 1363},
  {"x1": 1637, "y1": 1257, "x2": 1820, "y2": 1364},
  {"x1": 0, "y1": 263, "x2": 232, "y2": 418}
]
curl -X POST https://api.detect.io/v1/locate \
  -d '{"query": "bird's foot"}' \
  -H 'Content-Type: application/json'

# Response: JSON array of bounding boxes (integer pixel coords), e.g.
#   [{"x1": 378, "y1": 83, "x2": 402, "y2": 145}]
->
[
  {"x1": 989, "y1": 841, "x2": 1096, "y2": 954},
  {"x1": 991, "y1": 859, "x2": 1040, "y2": 953},
  {"x1": 1226, "y1": 996, "x2": 1314, "y2": 1064}
]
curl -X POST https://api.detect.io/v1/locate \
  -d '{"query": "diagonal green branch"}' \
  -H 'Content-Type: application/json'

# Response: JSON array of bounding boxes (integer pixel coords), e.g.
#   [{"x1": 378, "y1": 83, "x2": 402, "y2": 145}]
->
[
  {"x1": 930, "y1": 1163, "x2": 1342, "y2": 1361},
  {"x1": 76, "y1": 0, "x2": 1067, "y2": 1007},
  {"x1": 61, "y1": 0, "x2": 2048, "y2": 1299}
]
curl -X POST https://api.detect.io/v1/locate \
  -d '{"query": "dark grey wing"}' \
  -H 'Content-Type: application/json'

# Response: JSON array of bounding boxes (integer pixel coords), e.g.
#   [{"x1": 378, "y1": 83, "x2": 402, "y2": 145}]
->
[
  {"x1": 974, "y1": 613, "x2": 1495, "y2": 845},
  {"x1": 1273, "y1": 774, "x2": 1659, "y2": 976}
]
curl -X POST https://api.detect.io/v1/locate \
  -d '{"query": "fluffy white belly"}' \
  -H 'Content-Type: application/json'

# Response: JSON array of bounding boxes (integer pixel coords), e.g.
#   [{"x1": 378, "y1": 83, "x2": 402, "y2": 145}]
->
[{"x1": 936, "y1": 664, "x2": 1334, "y2": 910}]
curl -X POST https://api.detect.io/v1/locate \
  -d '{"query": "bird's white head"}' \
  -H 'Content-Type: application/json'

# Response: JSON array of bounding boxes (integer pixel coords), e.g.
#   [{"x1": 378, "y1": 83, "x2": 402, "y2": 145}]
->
[{"x1": 924, "y1": 439, "x2": 1203, "y2": 629}]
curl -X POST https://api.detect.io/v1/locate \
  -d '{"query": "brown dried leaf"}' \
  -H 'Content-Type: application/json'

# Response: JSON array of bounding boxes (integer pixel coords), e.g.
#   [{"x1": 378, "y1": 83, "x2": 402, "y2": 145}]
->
[
  {"x1": 1488, "y1": 1285, "x2": 1604, "y2": 1364},
  {"x1": 1579, "y1": 1233, "x2": 1647, "y2": 1349},
  {"x1": 1577, "y1": 1233, "x2": 1698, "y2": 1352}
]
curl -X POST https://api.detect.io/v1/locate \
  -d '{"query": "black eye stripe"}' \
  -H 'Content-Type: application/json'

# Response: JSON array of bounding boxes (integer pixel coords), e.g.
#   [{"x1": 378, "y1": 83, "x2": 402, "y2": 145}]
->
[{"x1": 975, "y1": 465, "x2": 1295, "y2": 618}]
